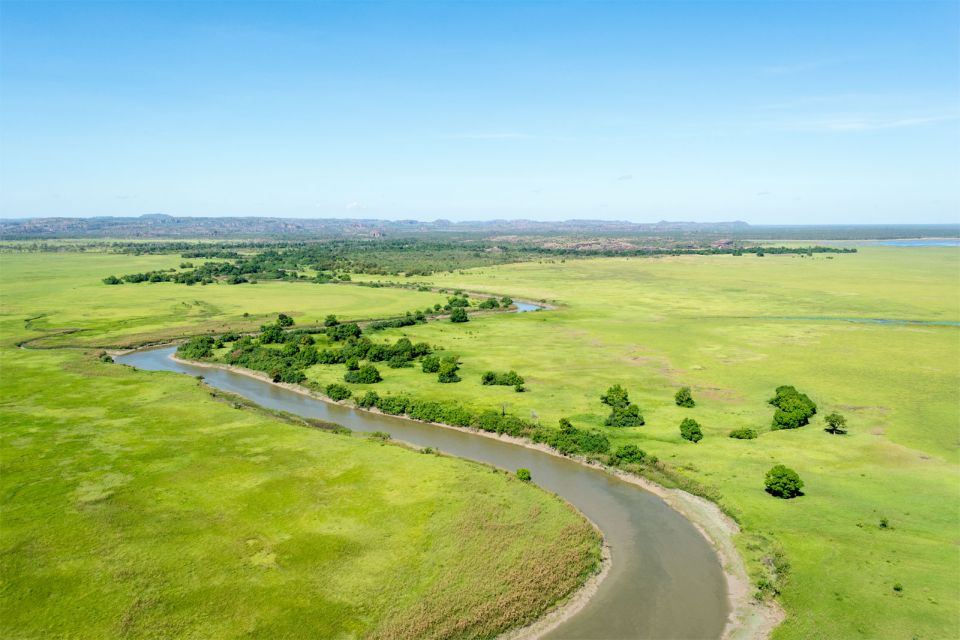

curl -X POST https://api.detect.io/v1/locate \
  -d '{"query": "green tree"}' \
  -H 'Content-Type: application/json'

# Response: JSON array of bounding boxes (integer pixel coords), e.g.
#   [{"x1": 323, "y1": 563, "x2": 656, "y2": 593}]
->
[
  {"x1": 438, "y1": 357, "x2": 461, "y2": 383},
  {"x1": 344, "y1": 364, "x2": 382, "y2": 384},
  {"x1": 516, "y1": 468, "x2": 532, "y2": 482},
  {"x1": 324, "y1": 314, "x2": 339, "y2": 327},
  {"x1": 679, "y1": 417, "x2": 703, "y2": 443},
  {"x1": 675, "y1": 386, "x2": 696, "y2": 408},
  {"x1": 610, "y1": 444, "x2": 647, "y2": 466},
  {"x1": 325, "y1": 383, "x2": 352, "y2": 401},
  {"x1": 604, "y1": 404, "x2": 644, "y2": 427},
  {"x1": 728, "y1": 427, "x2": 758, "y2": 439},
  {"x1": 601, "y1": 384, "x2": 630, "y2": 408},
  {"x1": 277, "y1": 313, "x2": 294, "y2": 327},
  {"x1": 765, "y1": 465, "x2": 804, "y2": 498},
  {"x1": 824, "y1": 412, "x2": 848, "y2": 434},
  {"x1": 450, "y1": 307, "x2": 469, "y2": 323},
  {"x1": 421, "y1": 354, "x2": 441, "y2": 373}
]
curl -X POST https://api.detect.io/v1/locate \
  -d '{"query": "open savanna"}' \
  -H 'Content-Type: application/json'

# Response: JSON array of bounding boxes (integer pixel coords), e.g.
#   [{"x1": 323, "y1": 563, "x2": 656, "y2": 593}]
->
[
  {"x1": 321, "y1": 247, "x2": 957, "y2": 639},
  {"x1": 0, "y1": 253, "x2": 601, "y2": 639}
]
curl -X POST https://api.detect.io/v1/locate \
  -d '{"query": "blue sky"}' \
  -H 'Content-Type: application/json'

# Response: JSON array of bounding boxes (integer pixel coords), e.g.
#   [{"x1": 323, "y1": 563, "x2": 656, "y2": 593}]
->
[{"x1": 1, "y1": 0, "x2": 957, "y2": 223}]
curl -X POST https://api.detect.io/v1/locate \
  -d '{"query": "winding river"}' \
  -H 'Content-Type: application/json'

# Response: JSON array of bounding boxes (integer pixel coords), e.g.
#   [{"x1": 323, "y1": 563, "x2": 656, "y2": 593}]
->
[{"x1": 117, "y1": 333, "x2": 729, "y2": 639}]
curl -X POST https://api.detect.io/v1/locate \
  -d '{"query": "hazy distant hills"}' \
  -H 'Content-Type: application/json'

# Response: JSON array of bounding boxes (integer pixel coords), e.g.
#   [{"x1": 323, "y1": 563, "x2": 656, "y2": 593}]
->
[{"x1": 0, "y1": 214, "x2": 956, "y2": 240}]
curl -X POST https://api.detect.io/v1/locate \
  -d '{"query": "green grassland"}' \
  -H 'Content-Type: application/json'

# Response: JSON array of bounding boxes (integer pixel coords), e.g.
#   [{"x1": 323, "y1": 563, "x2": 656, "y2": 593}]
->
[
  {"x1": 328, "y1": 248, "x2": 958, "y2": 639},
  {"x1": 0, "y1": 254, "x2": 600, "y2": 639}
]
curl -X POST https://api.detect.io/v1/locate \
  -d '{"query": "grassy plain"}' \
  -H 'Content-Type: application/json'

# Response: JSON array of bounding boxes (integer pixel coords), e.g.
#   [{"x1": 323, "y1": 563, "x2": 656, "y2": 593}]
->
[
  {"x1": 327, "y1": 247, "x2": 958, "y2": 640},
  {"x1": 0, "y1": 253, "x2": 600, "y2": 639}
]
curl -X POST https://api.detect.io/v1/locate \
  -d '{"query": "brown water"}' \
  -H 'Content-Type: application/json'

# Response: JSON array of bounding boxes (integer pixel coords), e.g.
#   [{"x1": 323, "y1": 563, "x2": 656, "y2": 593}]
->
[{"x1": 117, "y1": 347, "x2": 729, "y2": 639}]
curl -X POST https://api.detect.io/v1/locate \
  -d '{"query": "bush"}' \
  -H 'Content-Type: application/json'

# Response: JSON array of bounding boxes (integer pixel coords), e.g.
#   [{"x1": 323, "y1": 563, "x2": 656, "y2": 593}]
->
[
  {"x1": 102, "y1": 275, "x2": 123, "y2": 285},
  {"x1": 345, "y1": 356, "x2": 360, "y2": 371},
  {"x1": 438, "y1": 356, "x2": 461, "y2": 383},
  {"x1": 344, "y1": 364, "x2": 382, "y2": 384},
  {"x1": 449, "y1": 307, "x2": 469, "y2": 323},
  {"x1": 765, "y1": 464, "x2": 804, "y2": 498},
  {"x1": 610, "y1": 444, "x2": 647, "y2": 466},
  {"x1": 769, "y1": 385, "x2": 817, "y2": 430},
  {"x1": 516, "y1": 468, "x2": 532, "y2": 482},
  {"x1": 481, "y1": 370, "x2": 525, "y2": 386},
  {"x1": 324, "y1": 314, "x2": 339, "y2": 327},
  {"x1": 601, "y1": 384, "x2": 630, "y2": 408},
  {"x1": 824, "y1": 412, "x2": 848, "y2": 434},
  {"x1": 421, "y1": 354, "x2": 441, "y2": 373},
  {"x1": 533, "y1": 418, "x2": 610, "y2": 456},
  {"x1": 387, "y1": 355, "x2": 411, "y2": 369},
  {"x1": 679, "y1": 417, "x2": 704, "y2": 443},
  {"x1": 355, "y1": 390, "x2": 380, "y2": 408},
  {"x1": 328, "y1": 322, "x2": 362, "y2": 341},
  {"x1": 477, "y1": 298, "x2": 500, "y2": 309},
  {"x1": 605, "y1": 404, "x2": 644, "y2": 427},
  {"x1": 675, "y1": 386, "x2": 696, "y2": 408},
  {"x1": 729, "y1": 427, "x2": 758, "y2": 439},
  {"x1": 368, "y1": 431, "x2": 391, "y2": 441},
  {"x1": 277, "y1": 313, "x2": 294, "y2": 327},
  {"x1": 177, "y1": 336, "x2": 215, "y2": 360},
  {"x1": 376, "y1": 394, "x2": 410, "y2": 415},
  {"x1": 325, "y1": 383, "x2": 352, "y2": 401}
]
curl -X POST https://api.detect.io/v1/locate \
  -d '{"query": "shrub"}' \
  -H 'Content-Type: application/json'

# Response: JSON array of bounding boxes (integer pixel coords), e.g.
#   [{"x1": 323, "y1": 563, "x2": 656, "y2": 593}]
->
[
  {"x1": 516, "y1": 468, "x2": 532, "y2": 482},
  {"x1": 376, "y1": 394, "x2": 410, "y2": 415},
  {"x1": 601, "y1": 384, "x2": 630, "y2": 408},
  {"x1": 438, "y1": 356, "x2": 461, "y2": 383},
  {"x1": 481, "y1": 370, "x2": 525, "y2": 386},
  {"x1": 102, "y1": 275, "x2": 123, "y2": 285},
  {"x1": 259, "y1": 324, "x2": 286, "y2": 344},
  {"x1": 345, "y1": 356, "x2": 360, "y2": 371},
  {"x1": 344, "y1": 364, "x2": 382, "y2": 384},
  {"x1": 769, "y1": 385, "x2": 817, "y2": 430},
  {"x1": 610, "y1": 444, "x2": 647, "y2": 466},
  {"x1": 421, "y1": 354, "x2": 441, "y2": 373},
  {"x1": 324, "y1": 314, "x2": 339, "y2": 327},
  {"x1": 824, "y1": 412, "x2": 848, "y2": 434},
  {"x1": 325, "y1": 383, "x2": 352, "y2": 401},
  {"x1": 729, "y1": 427, "x2": 758, "y2": 439},
  {"x1": 355, "y1": 390, "x2": 380, "y2": 408},
  {"x1": 533, "y1": 418, "x2": 610, "y2": 456},
  {"x1": 177, "y1": 336, "x2": 215, "y2": 360},
  {"x1": 329, "y1": 322, "x2": 362, "y2": 341},
  {"x1": 368, "y1": 431, "x2": 391, "y2": 441},
  {"x1": 765, "y1": 464, "x2": 804, "y2": 498},
  {"x1": 501, "y1": 296, "x2": 513, "y2": 306},
  {"x1": 450, "y1": 307, "x2": 469, "y2": 323},
  {"x1": 679, "y1": 417, "x2": 703, "y2": 443},
  {"x1": 387, "y1": 355, "x2": 411, "y2": 369},
  {"x1": 605, "y1": 404, "x2": 644, "y2": 427},
  {"x1": 477, "y1": 298, "x2": 500, "y2": 309},
  {"x1": 675, "y1": 386, "x2": 696, "y2": 408},
  {"x1": 277, "y1": 313, "x2": 294, "y2": 327}
]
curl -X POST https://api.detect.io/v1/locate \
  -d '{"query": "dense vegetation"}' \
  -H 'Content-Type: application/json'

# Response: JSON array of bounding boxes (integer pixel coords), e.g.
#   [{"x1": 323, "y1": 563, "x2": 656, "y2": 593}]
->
[
  {"x1": 765, "y1": 465, "x2": 805, "y2": 498},
  {"x1": 769, "y1": 385, "x2": 818, "y2": 429},
  {"x1": 601, "y1": 384, "x2": 645, "y2": 427}
]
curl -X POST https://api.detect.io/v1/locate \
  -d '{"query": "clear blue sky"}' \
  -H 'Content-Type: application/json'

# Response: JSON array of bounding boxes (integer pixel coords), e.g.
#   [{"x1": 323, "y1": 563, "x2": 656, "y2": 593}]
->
[{"x1": 1, "y1": 0, "x2": 957, "y2": 223}]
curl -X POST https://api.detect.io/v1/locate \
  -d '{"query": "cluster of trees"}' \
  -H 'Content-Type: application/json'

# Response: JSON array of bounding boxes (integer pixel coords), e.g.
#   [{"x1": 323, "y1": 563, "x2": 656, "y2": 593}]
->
[
  {"x1": 533, "y1": 418, "x2": 610, "y2": 456},
  {"x1": 600, "y1": 385, "x2": 645, "y2": 427},
  {"x1": 481, "y1": 370, "x2": 525, "y2": 392},
  {"x1": 450, "y1": 307, "x2": 469, "y2": 323},
  {"x1": 344, "y1": 364, "x2": 382, "y2": 384},
  {"x1": 476, "y1": 296, "x2": 512, "y2": 309},
  {"x1": 177, "y1": 335, "x2": 215, "y2": 360},
  {"x1": 679, "y1": 418, "x2": 704, "y2": 443},
  {"x1": 367, "y1": 310, "x2": 427, "y2": 331},
  {"x1": 769, "y1": 385, "x2": 817, "y2": 429}
]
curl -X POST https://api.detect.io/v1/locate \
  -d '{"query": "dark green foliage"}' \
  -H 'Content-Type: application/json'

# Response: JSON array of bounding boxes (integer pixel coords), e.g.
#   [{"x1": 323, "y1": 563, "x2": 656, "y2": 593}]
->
[
  {"x1": 679, "y1": 417, "x2": 704, "y2": 443},
  {"x1": 387, "y1": 355, "x2": 411, "y2": 369},
  {"x1": 769, "y1": 385, "x2": 817, "y2": 429},
  {"x1": 446, "y1": 295, "x2": 470, "y2": 308},
  {"x1": 177, "y1": 336, "x2": 215, "y2": 359},
  {"x1": 501, "y1": 296, "x2": 513, "y2": 306},
  {"x1": 325, "y1": 383, "x2": 352, "y2": 401},
  {"x1": 481, "y1": 370, "x2": 525, "y2": 386},
  {"x1": 532, "y1": 418, "x2": 610, "y2": 456},
  {"x1": 345, "y1": 356, "x2": 360, "y2": 371},
  {"x1": 604, "y1": 404, "x2": 644, "y2": 427},
  {"x1": 610, "y1": 444, "x2": 647, "y2": 466},
  {"x1": 765, "y1": 464, "x2": 804, "y2": 498},
  {"x1": 344, "y1": 364, "x2": 382, "y2": 384},
  {"x1": 449, "y1": 307, "x2": 469, "y2": 323},
  {"x1": 729, "y1": 427, "x2": 758, "y2": 439},
  {"x1": 437, "y1": 356, "x2": 461, "y2": 383},
  {"x1": 259, "y1": 323, "x2": 286, "y2": 344},
  {"x1": 277, "y1": 313, "x2": 294, "y2": 327},
  {"x1": 220, "y1": 332, "x2": 241, "y2": 343},
  {"x1": 367, "y1": 310, "x2": 428, "y2": 331},
  {"x1": 368, "y1": 431, "x2": 392, "y2": 441},
  {"x1": 824, "y1": 412, "x2": 848, "y2": 434},
  {"x1": 675, "y1": 386, "x2": 696, "y2": 408},
  {"x1": 600, "y1": 384, "x2": 630, "y2": 408},
  {"x1": 477, "y1": 298, "x2": 500, "y2": 309},
  {"x1": 475, "y1": 411, "x2": 532, "y2": 437},
  {"x1": 516, "y1": 468, "x2": 532, "y2": 482},
  {"x1": 102, "y1": 275, "x2": 122, "y2": 285},
  {"x1": 375, "y1": 395, "x2": 410, "y2": 415},
  {"x1": 324, "y1": 314, "x2": 339, "y2": 327},
  {"x1": 355, "y1": 390, "x2": 380, "y2": 408},
  {"x1": 328, "y1": 322, "x2": 362, "y2": 341},
  {"x1": 421, "y1": 355, "x2": 441, "y2": 373}
]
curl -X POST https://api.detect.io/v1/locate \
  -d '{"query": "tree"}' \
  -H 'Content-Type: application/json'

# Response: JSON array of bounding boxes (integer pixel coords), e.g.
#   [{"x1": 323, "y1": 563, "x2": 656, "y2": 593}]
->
[
  {"x1": 610, "y1": 444, "x2": 646, "y2": 466},
  {"x1": 345, "y1": 356, "x2": 360, "y2": 371},
  {"x1": 329, "y1": 322, "x2": 361, "y2": 341},
  {"x1": 277, "y1": 313, "x2": 294, "y2": 327},
  {"x1": 421, "y1": 354, "x2": 441, "y2": 373},
  {"x1": 102, "y1": 275, "x2": 123, "y2": 285},
  {"x1": 601, "y1": 384, "x2": 630, "y2": 409},
  {"x1": 769, "y1": 385, "x2": 817, "y2": 430},
  {"x1": 516, "y1": 468, "x2": 532, "y2": 482},
  {"x1": 675, "y1": 386, "x2": 696, "y2": 408},
  {"x1": 679, "y1": 417, "x2": 703, "y2": 443},
  {"x1": 824, "y1": 412, "x2": 848, "y2": 434},
  {"x1": 438, "y1": 357, "x2": 461, "y2": 383},
  {"x1": 605, "y1": 404, "x2": 644, "y2": 427},
  {"x1": 765, "y1": 465, "x2": 804, "y2": 498},
  {"x1": 324, "y1": 314, "x2": 339, "y2": 327},
  {"x1": 325, "y1": 383, "x2": 352, "y2": 401},
  {"x1": 344, "y1": 364, "x2": 382, "y2": 384},
  {"x1": 355, "y1": 390, "x2": 380, "y2": 408},
  {"x1": 450, "y1": 307, "x2": 469, "y2": 323}
]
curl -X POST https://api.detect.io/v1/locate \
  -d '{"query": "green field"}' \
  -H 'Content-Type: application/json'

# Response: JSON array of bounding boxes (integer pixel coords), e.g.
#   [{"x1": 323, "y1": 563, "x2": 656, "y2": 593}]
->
[
  {"x1": 332, "y1": 248, "x2": 957, "y2": 639},
  {"x1": 0, "y1": 254, "x2": 601, "y2": 639},
  {"x1": 2, "y1": 247, "x2": 958, "y2": 639}
]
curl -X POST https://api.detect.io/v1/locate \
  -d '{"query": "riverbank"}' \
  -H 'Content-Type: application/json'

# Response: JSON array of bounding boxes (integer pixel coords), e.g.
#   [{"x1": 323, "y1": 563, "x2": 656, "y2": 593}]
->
[{"x1": 158, "y1": 351, "x2": 782, "y2": 639}]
